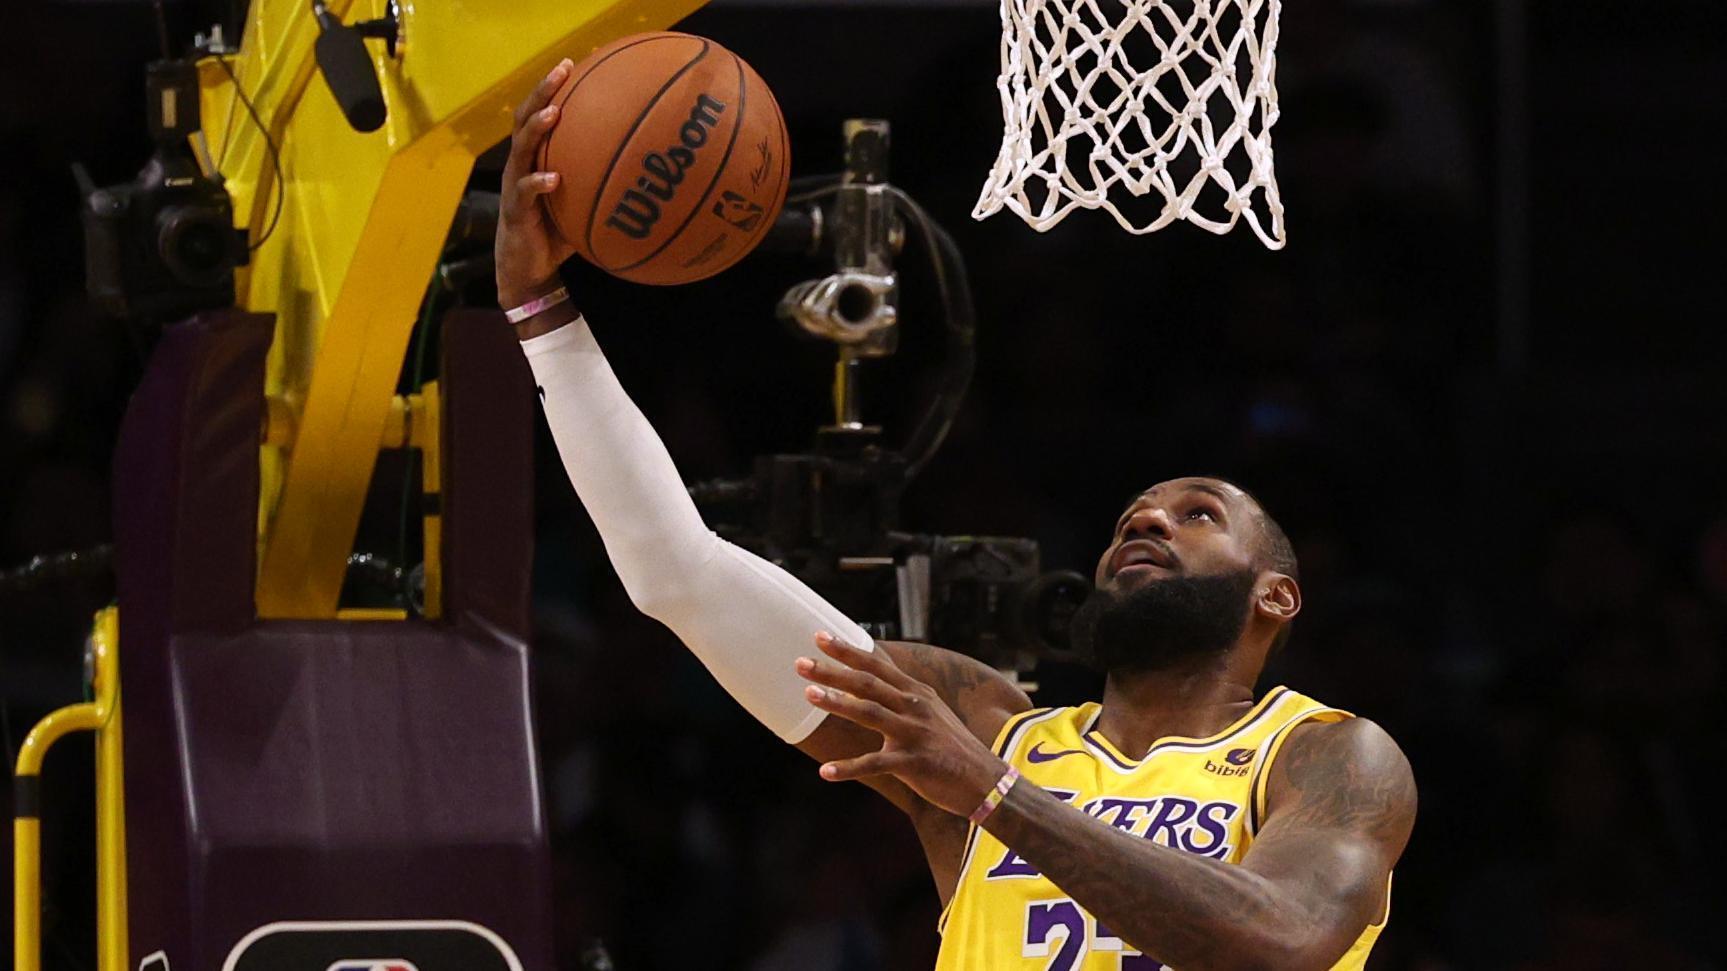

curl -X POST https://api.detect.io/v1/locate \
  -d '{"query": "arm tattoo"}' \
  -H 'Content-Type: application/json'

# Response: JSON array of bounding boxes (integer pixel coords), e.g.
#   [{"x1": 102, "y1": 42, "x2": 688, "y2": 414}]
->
[
  {"x1": 982, "y1": 718, "x2": 1416, "y2": 971},
  {"x1": 887, "y1": 641, "x2": 1030, "y2": 740},
  {"x1": 1272, "y1": 721, "x2": 1418, "y2": 846}
]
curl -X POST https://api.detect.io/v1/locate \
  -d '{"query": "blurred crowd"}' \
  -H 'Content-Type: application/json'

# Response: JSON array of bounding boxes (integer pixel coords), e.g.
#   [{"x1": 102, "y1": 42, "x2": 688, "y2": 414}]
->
[{"x1": 3, "y1": 0, "x2": 1723, "y2": 968}]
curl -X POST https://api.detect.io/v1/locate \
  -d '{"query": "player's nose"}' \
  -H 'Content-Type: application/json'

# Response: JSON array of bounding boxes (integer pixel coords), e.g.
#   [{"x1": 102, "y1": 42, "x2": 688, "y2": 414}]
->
[{"x1": 1122, "y1": 506, "x2": 1174, "y2": 540}]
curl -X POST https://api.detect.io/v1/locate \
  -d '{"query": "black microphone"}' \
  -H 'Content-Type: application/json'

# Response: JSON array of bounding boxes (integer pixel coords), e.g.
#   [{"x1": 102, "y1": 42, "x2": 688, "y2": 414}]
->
[{"x1": 312, "y1": 0, "x2": 385, "y2": 132}]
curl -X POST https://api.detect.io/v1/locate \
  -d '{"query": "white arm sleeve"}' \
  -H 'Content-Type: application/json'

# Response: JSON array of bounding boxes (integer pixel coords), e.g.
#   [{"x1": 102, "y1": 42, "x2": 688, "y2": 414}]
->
[{"x1": 521, "y1": 317, "x2": 874, "y2": 743}]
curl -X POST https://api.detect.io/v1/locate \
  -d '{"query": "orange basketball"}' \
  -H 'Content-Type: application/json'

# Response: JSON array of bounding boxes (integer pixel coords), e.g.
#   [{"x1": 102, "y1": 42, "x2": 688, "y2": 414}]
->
[{"x1": 537, "y1": 32, "x2": 791, "y2": 286}]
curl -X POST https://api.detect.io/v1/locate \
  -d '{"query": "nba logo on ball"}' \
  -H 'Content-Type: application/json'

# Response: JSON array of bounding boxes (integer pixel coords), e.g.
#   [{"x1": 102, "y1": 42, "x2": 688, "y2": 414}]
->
[{"x1": 327, "y1": 962, "x2": 419, "y2": 971}]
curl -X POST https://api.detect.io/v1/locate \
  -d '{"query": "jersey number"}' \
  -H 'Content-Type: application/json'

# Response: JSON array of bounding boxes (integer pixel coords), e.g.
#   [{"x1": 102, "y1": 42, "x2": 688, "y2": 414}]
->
[{"x1": 1023, "y1": 899, "x2": 1164, "y2": 970}]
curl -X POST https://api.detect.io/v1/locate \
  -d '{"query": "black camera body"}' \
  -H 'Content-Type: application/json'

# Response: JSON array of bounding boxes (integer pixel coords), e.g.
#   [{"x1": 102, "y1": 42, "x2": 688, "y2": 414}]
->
[
  {"x1": 82, "y1": 60, "x2": 246, "y2": 322},
  {"x1": 691, "y1": 429, "x2": 1091, "y2": 669},
  {"x1": 918, "y1": 535, "x2": 1091, "y2": 668}
]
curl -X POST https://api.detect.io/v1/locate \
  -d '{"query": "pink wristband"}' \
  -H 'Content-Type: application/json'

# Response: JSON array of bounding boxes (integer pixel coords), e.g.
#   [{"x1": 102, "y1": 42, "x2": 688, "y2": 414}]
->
[
  {"x1": 505, "y1": 286, "x2": 569, "y2": 324},
  {"x1": 969, "y1": 765, "x2": 1021, "y2": 825}
]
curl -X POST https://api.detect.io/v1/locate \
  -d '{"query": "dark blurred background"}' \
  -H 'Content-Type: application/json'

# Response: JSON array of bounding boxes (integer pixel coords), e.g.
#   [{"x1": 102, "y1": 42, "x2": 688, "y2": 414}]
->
[{"x1": 3, "y1": 0, "x2": 1725, "y2": 968}]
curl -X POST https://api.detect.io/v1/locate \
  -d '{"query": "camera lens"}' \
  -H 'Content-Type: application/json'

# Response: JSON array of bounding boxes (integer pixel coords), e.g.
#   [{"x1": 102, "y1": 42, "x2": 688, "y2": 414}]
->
[
  {"x1": 837, "y1": 282, "x2": 877, "y2": 324},
  {"x1": 158, "y1": 207, "x2": 236, "y2": 287},
  {"x1": 1017, "y1": 570, "x2": 1093, "y2": 659}
]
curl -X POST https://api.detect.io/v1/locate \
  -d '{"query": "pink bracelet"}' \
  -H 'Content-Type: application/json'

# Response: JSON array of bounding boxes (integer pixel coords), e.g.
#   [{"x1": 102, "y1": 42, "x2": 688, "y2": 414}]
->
[
  {"x1": 504, "y1": 286, "x2": 569, "y2": 324},
  {"x1": 969, "y1": 765, "x2": 1021, "y2": 825}
]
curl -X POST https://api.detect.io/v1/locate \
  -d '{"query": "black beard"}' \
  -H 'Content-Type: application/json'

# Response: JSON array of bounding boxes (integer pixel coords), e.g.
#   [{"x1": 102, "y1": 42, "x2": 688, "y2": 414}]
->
[{"x1": 1071, "y1": 569, "x2": 1258, "y2": 675}]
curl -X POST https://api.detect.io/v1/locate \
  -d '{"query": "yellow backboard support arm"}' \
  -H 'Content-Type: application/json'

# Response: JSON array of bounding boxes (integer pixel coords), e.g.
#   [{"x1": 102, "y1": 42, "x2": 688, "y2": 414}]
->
[{"x1": 203, "y1": 0, "x2": 706, "y2": 617}]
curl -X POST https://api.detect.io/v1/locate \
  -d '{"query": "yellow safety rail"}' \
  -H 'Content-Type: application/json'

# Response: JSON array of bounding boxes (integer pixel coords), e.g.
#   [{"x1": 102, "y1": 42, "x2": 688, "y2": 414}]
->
[{"x1": 13, "y1": 606, "x2": 127, "y2": 971}]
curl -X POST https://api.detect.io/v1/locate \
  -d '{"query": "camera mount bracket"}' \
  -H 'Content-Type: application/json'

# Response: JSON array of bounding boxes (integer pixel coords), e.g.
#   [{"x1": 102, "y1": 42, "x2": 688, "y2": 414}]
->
[
  {"x1": 354, "y1": 0, "x2": 403, "y2": 59},
  {"x1": 776, "y1": 120, "x2": 902, "y2": 430},
  {"x1": 312, "y1": 0, "x2": 402, "y2": 58}
]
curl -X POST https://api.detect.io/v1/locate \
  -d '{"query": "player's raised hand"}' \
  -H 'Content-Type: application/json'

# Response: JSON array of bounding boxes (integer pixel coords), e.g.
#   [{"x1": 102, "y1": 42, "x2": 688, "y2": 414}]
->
[
  {"x1": 797, "y1": 632, "x2": 1011, "y2": 819},
  {"x1": 496, "y1": 59, "x2": 578, "y2": 310}
]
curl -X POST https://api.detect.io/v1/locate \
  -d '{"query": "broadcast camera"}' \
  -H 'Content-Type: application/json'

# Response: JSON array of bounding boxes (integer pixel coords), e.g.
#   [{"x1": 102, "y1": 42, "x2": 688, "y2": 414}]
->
[
  {"x1": 693, "y1": 120, "x2": 1091, "y2": 670},
  {"x1": 78, "y1": 60, "x2": 247, "y2": 324}
]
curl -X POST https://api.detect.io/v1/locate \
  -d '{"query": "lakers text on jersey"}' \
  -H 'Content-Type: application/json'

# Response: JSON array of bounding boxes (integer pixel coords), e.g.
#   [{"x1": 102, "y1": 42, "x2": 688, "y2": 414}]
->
[{"x1": 934, "y1": 687, "x2": 1389, "y2": 971}]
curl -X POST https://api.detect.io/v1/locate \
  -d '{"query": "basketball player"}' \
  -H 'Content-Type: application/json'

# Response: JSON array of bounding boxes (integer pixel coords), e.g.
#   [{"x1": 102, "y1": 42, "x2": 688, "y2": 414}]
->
[{"x1": 498, "y1": 61, "x2": 1416, "y2": 969}]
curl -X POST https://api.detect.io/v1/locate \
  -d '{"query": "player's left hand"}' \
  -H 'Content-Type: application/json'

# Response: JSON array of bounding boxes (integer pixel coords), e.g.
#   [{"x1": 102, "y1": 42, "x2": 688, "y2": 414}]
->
[
  {"x1": 496, "y1": 58, "x2": 578, "y2": 311},
  {"x1": 797, "y1": 632, "x2": 1010, "y2": 818}
]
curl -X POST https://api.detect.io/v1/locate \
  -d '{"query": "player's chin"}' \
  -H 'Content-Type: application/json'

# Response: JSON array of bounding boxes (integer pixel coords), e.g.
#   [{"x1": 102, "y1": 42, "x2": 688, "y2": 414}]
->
[{"x1": 1107, "y1": 563, "x2": 1176, "y2": 591}]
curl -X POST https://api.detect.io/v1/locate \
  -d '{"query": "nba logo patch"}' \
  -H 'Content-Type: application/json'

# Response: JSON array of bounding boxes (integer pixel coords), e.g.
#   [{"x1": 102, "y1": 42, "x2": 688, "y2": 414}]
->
[{"x1": 327, "y1": 963, "x2": 419, "y2": 971}]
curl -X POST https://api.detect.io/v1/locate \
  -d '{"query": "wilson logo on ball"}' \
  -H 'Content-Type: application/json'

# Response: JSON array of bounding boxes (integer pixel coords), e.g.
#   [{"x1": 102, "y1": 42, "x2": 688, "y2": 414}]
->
[{"x1": 605, "y1": 93, "x2": 729, "y2": 240}]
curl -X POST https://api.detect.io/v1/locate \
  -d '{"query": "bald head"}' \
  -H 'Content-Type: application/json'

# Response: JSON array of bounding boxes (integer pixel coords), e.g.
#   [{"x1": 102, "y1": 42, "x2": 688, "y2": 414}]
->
[
  {"x1": 1122, "y1": 477, "x2": 1299, "y2": 582},
  {"x1": 1214, "y1": 479, "x2": 1299, "y2": 583}
]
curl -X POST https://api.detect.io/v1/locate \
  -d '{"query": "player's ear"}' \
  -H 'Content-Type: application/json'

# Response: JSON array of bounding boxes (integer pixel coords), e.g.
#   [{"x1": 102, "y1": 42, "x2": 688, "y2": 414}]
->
[{"x1": 1255, "y1": 574, "x2": 1300, "y2": 624}]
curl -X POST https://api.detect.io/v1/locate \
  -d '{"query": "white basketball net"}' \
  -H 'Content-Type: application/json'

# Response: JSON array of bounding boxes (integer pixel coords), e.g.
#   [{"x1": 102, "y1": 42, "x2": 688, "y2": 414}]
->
[{"x1": 974, "y1": 0, "x2": 1286, "y2": 249}]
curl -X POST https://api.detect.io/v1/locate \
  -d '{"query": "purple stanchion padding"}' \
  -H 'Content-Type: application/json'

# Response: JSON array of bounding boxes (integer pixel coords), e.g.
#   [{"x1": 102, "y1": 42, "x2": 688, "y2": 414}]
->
[
  {"x1": 441, "y1": 308, "x2": 537, "y2": 642},
  {"x1": 113, "y1": 309, "x2": 553, "y2": 970},
  {"x1": 115, "y1": 310, "x2": 272, "y2": 959}
]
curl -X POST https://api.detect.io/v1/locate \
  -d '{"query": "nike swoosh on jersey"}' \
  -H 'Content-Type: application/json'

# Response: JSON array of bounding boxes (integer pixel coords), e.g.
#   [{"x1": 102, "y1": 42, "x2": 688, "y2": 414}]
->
[{"x1": 1026, "y1": 742, "x2": 1087, "y2": 764}]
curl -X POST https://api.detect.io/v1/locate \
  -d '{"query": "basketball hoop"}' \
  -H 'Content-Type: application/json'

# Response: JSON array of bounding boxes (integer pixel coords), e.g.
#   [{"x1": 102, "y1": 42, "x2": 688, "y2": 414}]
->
[{"x1": 974, "y1": 0, "x2": 1286, "y2": 249}]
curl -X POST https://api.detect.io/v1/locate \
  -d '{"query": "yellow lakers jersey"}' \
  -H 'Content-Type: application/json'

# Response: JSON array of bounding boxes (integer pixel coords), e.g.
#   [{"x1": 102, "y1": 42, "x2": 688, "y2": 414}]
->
[{"x1": 935, "y1": 687, "x2": 1388, "y2": 970}]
